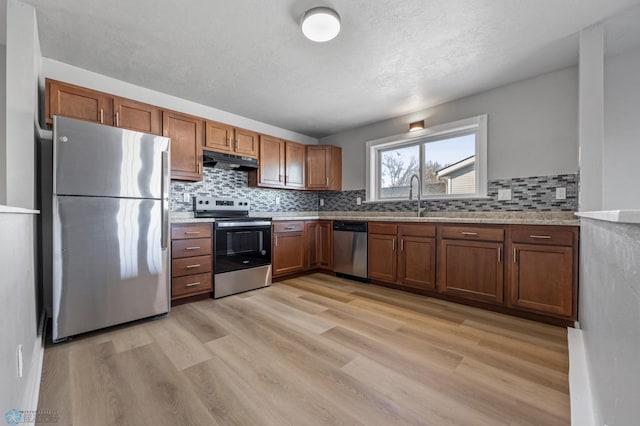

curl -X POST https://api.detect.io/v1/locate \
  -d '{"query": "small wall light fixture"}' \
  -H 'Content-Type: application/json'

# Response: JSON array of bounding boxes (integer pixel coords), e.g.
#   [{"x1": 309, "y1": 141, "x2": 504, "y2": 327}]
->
[
  {"x1": 301, "y1": 7, "x2": 341, "y2": 42},
  {"x1": 409, "y1": 120, "x2": 425, "y2": 132}
]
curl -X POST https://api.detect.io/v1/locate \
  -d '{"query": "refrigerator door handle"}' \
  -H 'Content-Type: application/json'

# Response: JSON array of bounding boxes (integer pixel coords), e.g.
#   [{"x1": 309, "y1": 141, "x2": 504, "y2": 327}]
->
[{"x1": 161, "y1": 150, "x2": 170, "y2": 249}]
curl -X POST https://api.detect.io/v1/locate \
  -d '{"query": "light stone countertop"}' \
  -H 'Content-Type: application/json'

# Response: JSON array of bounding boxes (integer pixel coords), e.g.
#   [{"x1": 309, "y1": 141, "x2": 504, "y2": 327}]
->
[
  {"x1": 171, "y1": 210, "x2": 579, "y2": 226},
  {"x1": 576, "y1": 210, "x2": 640, "y2": 224}
]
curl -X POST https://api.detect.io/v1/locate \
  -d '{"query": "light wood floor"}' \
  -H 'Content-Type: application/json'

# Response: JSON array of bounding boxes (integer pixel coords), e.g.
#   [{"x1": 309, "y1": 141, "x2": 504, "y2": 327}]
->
[{"x1": 37, "y1": 273, "x2": 570, "y2": 425}]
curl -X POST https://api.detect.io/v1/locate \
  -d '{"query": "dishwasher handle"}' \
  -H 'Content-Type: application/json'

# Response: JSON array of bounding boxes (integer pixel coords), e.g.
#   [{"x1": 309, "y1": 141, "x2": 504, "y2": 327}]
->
[{"x1": 333, "y1": 221, "x2": 368, "y2": 233}]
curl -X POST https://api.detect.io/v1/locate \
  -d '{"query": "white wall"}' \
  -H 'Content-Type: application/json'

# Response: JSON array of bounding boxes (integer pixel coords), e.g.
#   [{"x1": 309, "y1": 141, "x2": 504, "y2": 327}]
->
[
  {"x1": 603, "y1": 48, "x2": 640, "y2": 209},
  {"x1": 320, "y1": 67, "x2": 579, "y2": 191},
  {"x1": 41, "y1": 59, "x2": 318, "y2": 146},
  {"x1": 0, "y1": 44, "x2": 6, "y2": 204}
]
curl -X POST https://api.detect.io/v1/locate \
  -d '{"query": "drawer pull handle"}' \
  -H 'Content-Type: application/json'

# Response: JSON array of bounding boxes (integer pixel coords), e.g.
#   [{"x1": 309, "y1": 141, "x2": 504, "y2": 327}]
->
[
  {"x1": 461, "y1": 232, "x2": 479, "y2": 236},
  {"x1": 185, "y1": 281, "x2": 201, "y2": 287},
  {"x1": 284, "y1": 226, "x2": 295, "y2": 230},
  {"x1": 497, "y1": 247, "x2": 501, "y2": 262},
  {"x1": 185, "y1": 246, "x2": 201, "y2": 250},
  {"x1": 513, "y1": 247, "x2": 517, "y2": 263},
  {"x1": 185, "y1": 264, "x2": 201, "y2": 269},
  {"x1": 184, "y1": 231, "x2": 201, "y2": 235},
  {"x1": 530, "y1": 235, "x2": 552, "y2": 239}
]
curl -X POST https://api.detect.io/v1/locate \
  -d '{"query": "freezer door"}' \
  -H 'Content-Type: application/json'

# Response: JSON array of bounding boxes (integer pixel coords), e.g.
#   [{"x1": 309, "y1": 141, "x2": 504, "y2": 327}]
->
[
  {"x1": 53, "y1": 116, "x2": 170, "y2": 199},
  {"x1": 52, "y1": 196, "x2": 170, "y2": 341}
]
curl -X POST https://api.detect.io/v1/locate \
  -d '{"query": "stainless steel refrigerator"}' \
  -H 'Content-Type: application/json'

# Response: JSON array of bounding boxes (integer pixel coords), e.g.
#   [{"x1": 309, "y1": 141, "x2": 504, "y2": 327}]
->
[{"x1": 51, "y1": 116, "x2": 170, "y2": 342}]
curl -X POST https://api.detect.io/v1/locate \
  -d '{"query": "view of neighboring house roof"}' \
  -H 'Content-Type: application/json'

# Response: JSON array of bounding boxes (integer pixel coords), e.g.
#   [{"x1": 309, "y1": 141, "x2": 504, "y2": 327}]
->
[{"x1": 436, "y1": 155, "x2": 476, "y2": 177}]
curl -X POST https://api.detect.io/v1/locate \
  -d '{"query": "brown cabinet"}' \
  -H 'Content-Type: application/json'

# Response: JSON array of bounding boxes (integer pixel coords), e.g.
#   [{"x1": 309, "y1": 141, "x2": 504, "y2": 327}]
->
[
  {"x1": 306, "y1": 145, "x2": 342, "y2": 190},
  {"x1": 305, "y1": 220, "x2": 333, "y2": 271},
  {"x1": 46, "y1": 79, "x2": 114, "y2": 126},
  {"x1": 272, "y1": 221, "x2": 306, "y2": 277},
  {"x1": 249, "y1": 137, "x2": 305, "y2": 189},
  {"x1": 507, "y1": 225, "x2": 578, "y2": 319},
  {"x1": 368, "y1": 223, "x2": 436, "y2": 290},
  {"x1": 438, "y1": 225, "x2": 504, "y2": 304},
  {"x1": 163, "y1": 110, "x2": 203, "y2": 181},
  {"x1": 204, "y1": 121, "x2": 258, "y2": 158},
  {"x1": 114, "y1": 97, "x2": 162, "y2": 135},
  {"x1": 171, "y1": 223, "x2": 213, "y2": 302}
]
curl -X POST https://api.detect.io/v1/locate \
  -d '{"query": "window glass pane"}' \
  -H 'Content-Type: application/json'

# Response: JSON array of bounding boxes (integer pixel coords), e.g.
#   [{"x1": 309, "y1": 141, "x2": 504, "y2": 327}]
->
[
  {"x1": 423, "y1": 133, "x2": 476, "y2": 195},
  {"x1": 379, "y1": 144, "x2": 419, "y2": 199}
]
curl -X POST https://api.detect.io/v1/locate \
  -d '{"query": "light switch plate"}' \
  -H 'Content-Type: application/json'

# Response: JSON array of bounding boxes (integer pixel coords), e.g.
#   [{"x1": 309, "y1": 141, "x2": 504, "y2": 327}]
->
[
  {"x1": 275, "y1": 196, "x2": 280, "y2": 205},
  {"x1": 498, "y1": 189, "x2": 512, "y2": 201},
  {"x1": 319, "y1": 198, "x2": 324, "y2": 206},
  {"x1": 356, "y1": 197, "x2": 362, "y2": 205},
  {"x1": 182, "y1": 193, "x2": 190, "y2": 203},
  {"x1": 556, "y1": 187, "x2": 566, "y2": 200}
]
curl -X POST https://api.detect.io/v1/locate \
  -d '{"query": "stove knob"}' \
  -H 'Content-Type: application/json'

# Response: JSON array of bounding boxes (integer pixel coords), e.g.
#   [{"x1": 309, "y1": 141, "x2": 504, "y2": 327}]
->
[
  {"x1": 205, "y1": 200, "x2": 210, "y2": 204},
  {"x1": 198, "y1": 200, "x2": 203, "y2": 204}
]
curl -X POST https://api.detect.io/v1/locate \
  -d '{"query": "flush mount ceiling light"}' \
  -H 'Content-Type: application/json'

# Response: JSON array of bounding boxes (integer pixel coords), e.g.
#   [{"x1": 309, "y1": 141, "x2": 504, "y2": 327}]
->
[
  {"x1": 409, "y1": 120, "x2": 425, "y2": 132},
  {"x1": 301, "y1": 7, "x2": 341, "y2": 42}
]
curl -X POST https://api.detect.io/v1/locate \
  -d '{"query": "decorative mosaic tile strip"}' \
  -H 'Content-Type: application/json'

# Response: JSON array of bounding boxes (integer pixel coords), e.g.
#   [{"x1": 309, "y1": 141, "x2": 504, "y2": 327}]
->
[
  {"x1": 317, "y1": 174, "x2": 578, "y2": 212},
  {"x1": 169, "y1": 168, "x2": 319, "y2": 212}
]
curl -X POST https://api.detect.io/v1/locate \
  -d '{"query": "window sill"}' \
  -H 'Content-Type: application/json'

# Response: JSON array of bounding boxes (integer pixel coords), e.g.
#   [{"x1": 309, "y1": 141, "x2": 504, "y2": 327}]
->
[{"x1": 364, "y1": 194, "x2": 491, "y2": 204}]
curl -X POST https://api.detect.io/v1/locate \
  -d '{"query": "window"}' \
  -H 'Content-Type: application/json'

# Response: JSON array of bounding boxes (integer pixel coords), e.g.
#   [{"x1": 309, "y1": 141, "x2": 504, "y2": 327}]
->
[{"x1": 366, "y1": 115, "x2": 487, "y2": 201}]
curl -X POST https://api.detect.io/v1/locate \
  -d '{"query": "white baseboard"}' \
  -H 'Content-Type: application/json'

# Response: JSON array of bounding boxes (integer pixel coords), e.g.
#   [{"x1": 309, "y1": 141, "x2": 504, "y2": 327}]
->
[{"x1": 568, "y1": 327, "x2": 596, "y2": 426}]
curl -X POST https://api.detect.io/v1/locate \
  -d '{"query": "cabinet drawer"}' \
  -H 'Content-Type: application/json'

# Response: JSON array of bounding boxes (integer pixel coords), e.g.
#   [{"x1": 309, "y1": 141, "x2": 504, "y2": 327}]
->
[
  {"x1": 273, "y1": 221, "x2": 304, "y2": 233},
  {"x1": 398, "y1": 224, "x2": 436, "y2": 237},
  {"x1": 171, "y1": 255, "x2": 212, "y2": 277},
  {"x1": 368, "y1": 223, "x2": 397, "y2": 235},
  {"x1": 172, "y1": 238, "x2": 212, "y2": 258},
  {"x1": 171, "y1": 223, "x2": 212, "y2": 240},
  {"x1": 172, "y1": 273, "x2": 212, "y2": 298},
  {"x1": 510, "y1": 227, "x2": 575, "y2": 246},
  {"x1": 441, "y1": 225, "x2": 504, "y2": 242}
]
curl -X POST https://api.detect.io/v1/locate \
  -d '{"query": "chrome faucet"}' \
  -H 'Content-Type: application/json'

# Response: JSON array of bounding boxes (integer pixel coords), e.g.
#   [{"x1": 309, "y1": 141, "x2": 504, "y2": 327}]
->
[{"x1": 409, "y1": 173, "x2": 427, "y2": 217}]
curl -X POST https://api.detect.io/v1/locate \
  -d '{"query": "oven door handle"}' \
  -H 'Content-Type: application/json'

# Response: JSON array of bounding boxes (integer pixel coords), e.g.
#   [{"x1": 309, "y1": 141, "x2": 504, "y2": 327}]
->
[{"x1": 216, "y1": 221, "x2": 272, "y2": 228}]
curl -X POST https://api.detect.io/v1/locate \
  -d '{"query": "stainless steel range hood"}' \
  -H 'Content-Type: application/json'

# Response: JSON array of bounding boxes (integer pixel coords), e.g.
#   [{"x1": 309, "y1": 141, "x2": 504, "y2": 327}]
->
[{"x1": 202, "y1": 149, "x2": 258, "y2": 171}]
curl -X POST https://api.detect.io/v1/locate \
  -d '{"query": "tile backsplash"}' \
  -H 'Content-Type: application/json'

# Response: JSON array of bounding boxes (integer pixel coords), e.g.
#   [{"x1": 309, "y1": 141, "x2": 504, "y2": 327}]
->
[
  {"x1": 170, "y1": 168, "x2": 318, "y2": 212},
  {"x1": 318, "y1": 174, "x2": 578, "y2": 212},
  {"x1": 170, "y1": 169, "x2": 578, "y2": 213}
]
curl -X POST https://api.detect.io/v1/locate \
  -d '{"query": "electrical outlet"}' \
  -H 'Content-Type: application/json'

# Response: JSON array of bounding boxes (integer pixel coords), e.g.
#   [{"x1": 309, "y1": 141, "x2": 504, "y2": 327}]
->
[
  {"x1": 319, "y1": 198, "x2": 324, "y2": 206},
  {"x1": 182, "y1": 193, "x2": 190, "y2": 203},
  {"x1": 497, "y1": 189, "x2": 512, "y2": 201},
  {"x1": 356, "y1": 197, "x2": 362, "y2": 206},
  {"x1": 556, "y1": 187, "x2": 566, "y2": 200},
  {"x1": 17, "y1": 345, "x2": 23, "y2": 378},
  {"x1": 275, "y1": 196, "x2": 280, "y2": 205}
]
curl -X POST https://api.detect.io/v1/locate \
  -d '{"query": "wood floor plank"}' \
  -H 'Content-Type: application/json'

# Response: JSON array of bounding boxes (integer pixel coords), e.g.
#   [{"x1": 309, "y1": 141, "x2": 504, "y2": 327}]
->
[{"x1": 38, "y1": 274, "x2": 570, "y2": 425}]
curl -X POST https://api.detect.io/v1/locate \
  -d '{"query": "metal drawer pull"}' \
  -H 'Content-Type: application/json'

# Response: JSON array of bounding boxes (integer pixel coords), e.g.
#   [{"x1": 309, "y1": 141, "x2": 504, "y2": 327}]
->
[
  {"x1": 184, "y1": 231, "x2": 201, "y2": 235},
  {"x1": 185, "y1": 246, "x2": 201, "y2": 250},
  {"x1": 513, "y1": 247, "x2": 517, "y2": 263},
  {"x1": 461, "y1": 232, "x2": 478, "y2": 236},
  {"x1": 401, "y1": 239, "x2": 404, "y2": 251},
  {"x1": 497, "y1": 247, "x2": 501, "y2": 262},
  {"x1": 275, "y1": 235, "x2": 278, "y2": 247},
  {"x1": 185, "y1": 282, "x2": 201, "y2": 287},
  {"x1": 115, "y1": 112, "x2": 120, "y2": 127},
  {"x1": 99, "y1": 108, "x2": 104, "y2": 124},
  {"x1": 185, "y1": 264, "x2": 201, "y2": 269},
  {"x1": 284, "y1": 226, "x2": 295, "y2": 230},
  {"x1": 392, "y1": 238, "x2": 396, "y2": 251},
  {"x1": 530, "y1": 235, "x2": 552, "y2": 239}
]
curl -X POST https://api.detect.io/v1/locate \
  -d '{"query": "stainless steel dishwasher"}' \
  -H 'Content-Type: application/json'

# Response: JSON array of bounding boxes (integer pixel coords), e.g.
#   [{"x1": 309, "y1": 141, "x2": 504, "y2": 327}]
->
[{"x1": 333, "y1": 221, "x2": 368, "y2": 281}]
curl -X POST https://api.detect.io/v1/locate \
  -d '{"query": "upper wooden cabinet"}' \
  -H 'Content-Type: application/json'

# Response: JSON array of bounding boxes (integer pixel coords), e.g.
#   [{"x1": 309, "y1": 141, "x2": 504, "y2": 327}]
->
[
  {"x1": 204, "y1": 121, "x2": 258, "y2": 158},
  {"x1": 114, "y1": 97, "x2": 162, "y2": 135},
  {"x1": 506, "y1": 225, "x2": 578, "y2": 320},
  {"x1": 46, "y1": 79, "x2": 114, "y2": 126},
  {"x1": 306, "y1": 145, "x2": 342, "y2": 191},
  {"x1": 163, "y1": 110, "x2": 203, "y2": 181},
  {"x1": 249, "y1": 137, "x2": 305, "y2": 189}
]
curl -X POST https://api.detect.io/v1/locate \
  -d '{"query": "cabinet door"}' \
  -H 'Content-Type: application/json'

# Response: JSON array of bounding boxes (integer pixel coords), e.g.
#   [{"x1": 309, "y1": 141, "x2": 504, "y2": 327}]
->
[
  {"x1": 398, "y1": 236, "x2": 436, "y2": 290},
  {"x1": 234, "y1": 128, "x2": 259, "y2": 158},
  {"x1": 305, "y1": 221, "x2": 319, "y2": 269},
  {"x1": 508, "y1": 243, "x2": 574, "y2": 318},
  {"x1": 114, "y1": 97, "x2": 161, "y2": 135},
  {"x1": 285, "y1": 141, "x2": 305, "y2": 189},
  {"x1": 204, "y1": 121, "x2": 234, "y2": 154},
  {"x1": 163, "y1": 111, "x2": 203, "y2": 181},
  {"x1": 317, "y1": 221, "x2": 333, "y2": 270},
  {"x1": 273, "y1": 232, "x2": 305, "y2": 276},
  {"x1": 439, "y1": 240, "x2": 504, "y2": 303},
  {"x1": 306, "y1": 145, "x2": 331, "y2": 189},
  {"x1": 368, "y1": 233, "x2": 397, "y2": 283},
  {"x1": 47, "y1": 80, "x2": 113, "y2": 126},
  {"x1": 257, "y1": 135, "x2": 285, "y2": 187}
]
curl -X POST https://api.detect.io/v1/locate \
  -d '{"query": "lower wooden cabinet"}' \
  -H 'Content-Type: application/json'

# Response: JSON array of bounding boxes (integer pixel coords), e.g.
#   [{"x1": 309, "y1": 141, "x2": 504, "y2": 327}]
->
[
  {"x1": 506, "y1": 226, "x2": 578, "y2": 319},
  {"x1": 273, "y1": 221, "x2": 306, "y2": 277},
  {"x1": 368, "y1": 231, "x2": 397, "y2": 283},
  {"x1": 317, "y1": 221, "x2": 333, "y2": 270},
  {"x1": 171, "y1": 223, "x2": 213, "y2": 302}
]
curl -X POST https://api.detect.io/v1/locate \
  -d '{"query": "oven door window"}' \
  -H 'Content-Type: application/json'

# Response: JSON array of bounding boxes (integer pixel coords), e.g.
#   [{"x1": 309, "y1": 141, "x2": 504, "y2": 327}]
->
[{"x1": 215, "y1": 227, "x2": 271, "y2": 273}]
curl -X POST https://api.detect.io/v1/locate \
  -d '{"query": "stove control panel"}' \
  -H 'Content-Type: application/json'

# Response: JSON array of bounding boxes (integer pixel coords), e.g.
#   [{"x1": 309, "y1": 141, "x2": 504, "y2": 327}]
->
[{"x1": 193, "y1": 196, "x2": 250, "y2": 213}]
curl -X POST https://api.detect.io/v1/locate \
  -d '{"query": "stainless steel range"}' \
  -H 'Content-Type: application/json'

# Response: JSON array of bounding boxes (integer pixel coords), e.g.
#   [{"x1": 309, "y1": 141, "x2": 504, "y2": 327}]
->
[{"x1": 194, "y1": 196, "x2": 272, "y2": 298}]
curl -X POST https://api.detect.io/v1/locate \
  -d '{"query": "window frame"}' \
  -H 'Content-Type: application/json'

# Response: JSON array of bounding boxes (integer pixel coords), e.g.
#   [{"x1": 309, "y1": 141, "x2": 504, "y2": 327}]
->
[{"x1": 365, "y1": 115, "x2": 488, "y2": 202}]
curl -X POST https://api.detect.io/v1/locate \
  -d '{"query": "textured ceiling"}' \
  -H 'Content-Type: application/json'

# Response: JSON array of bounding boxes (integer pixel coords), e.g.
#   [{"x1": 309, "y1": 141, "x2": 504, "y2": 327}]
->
[{"x1": 23, "y1": 0, "x2": 640, "y2": 138}]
